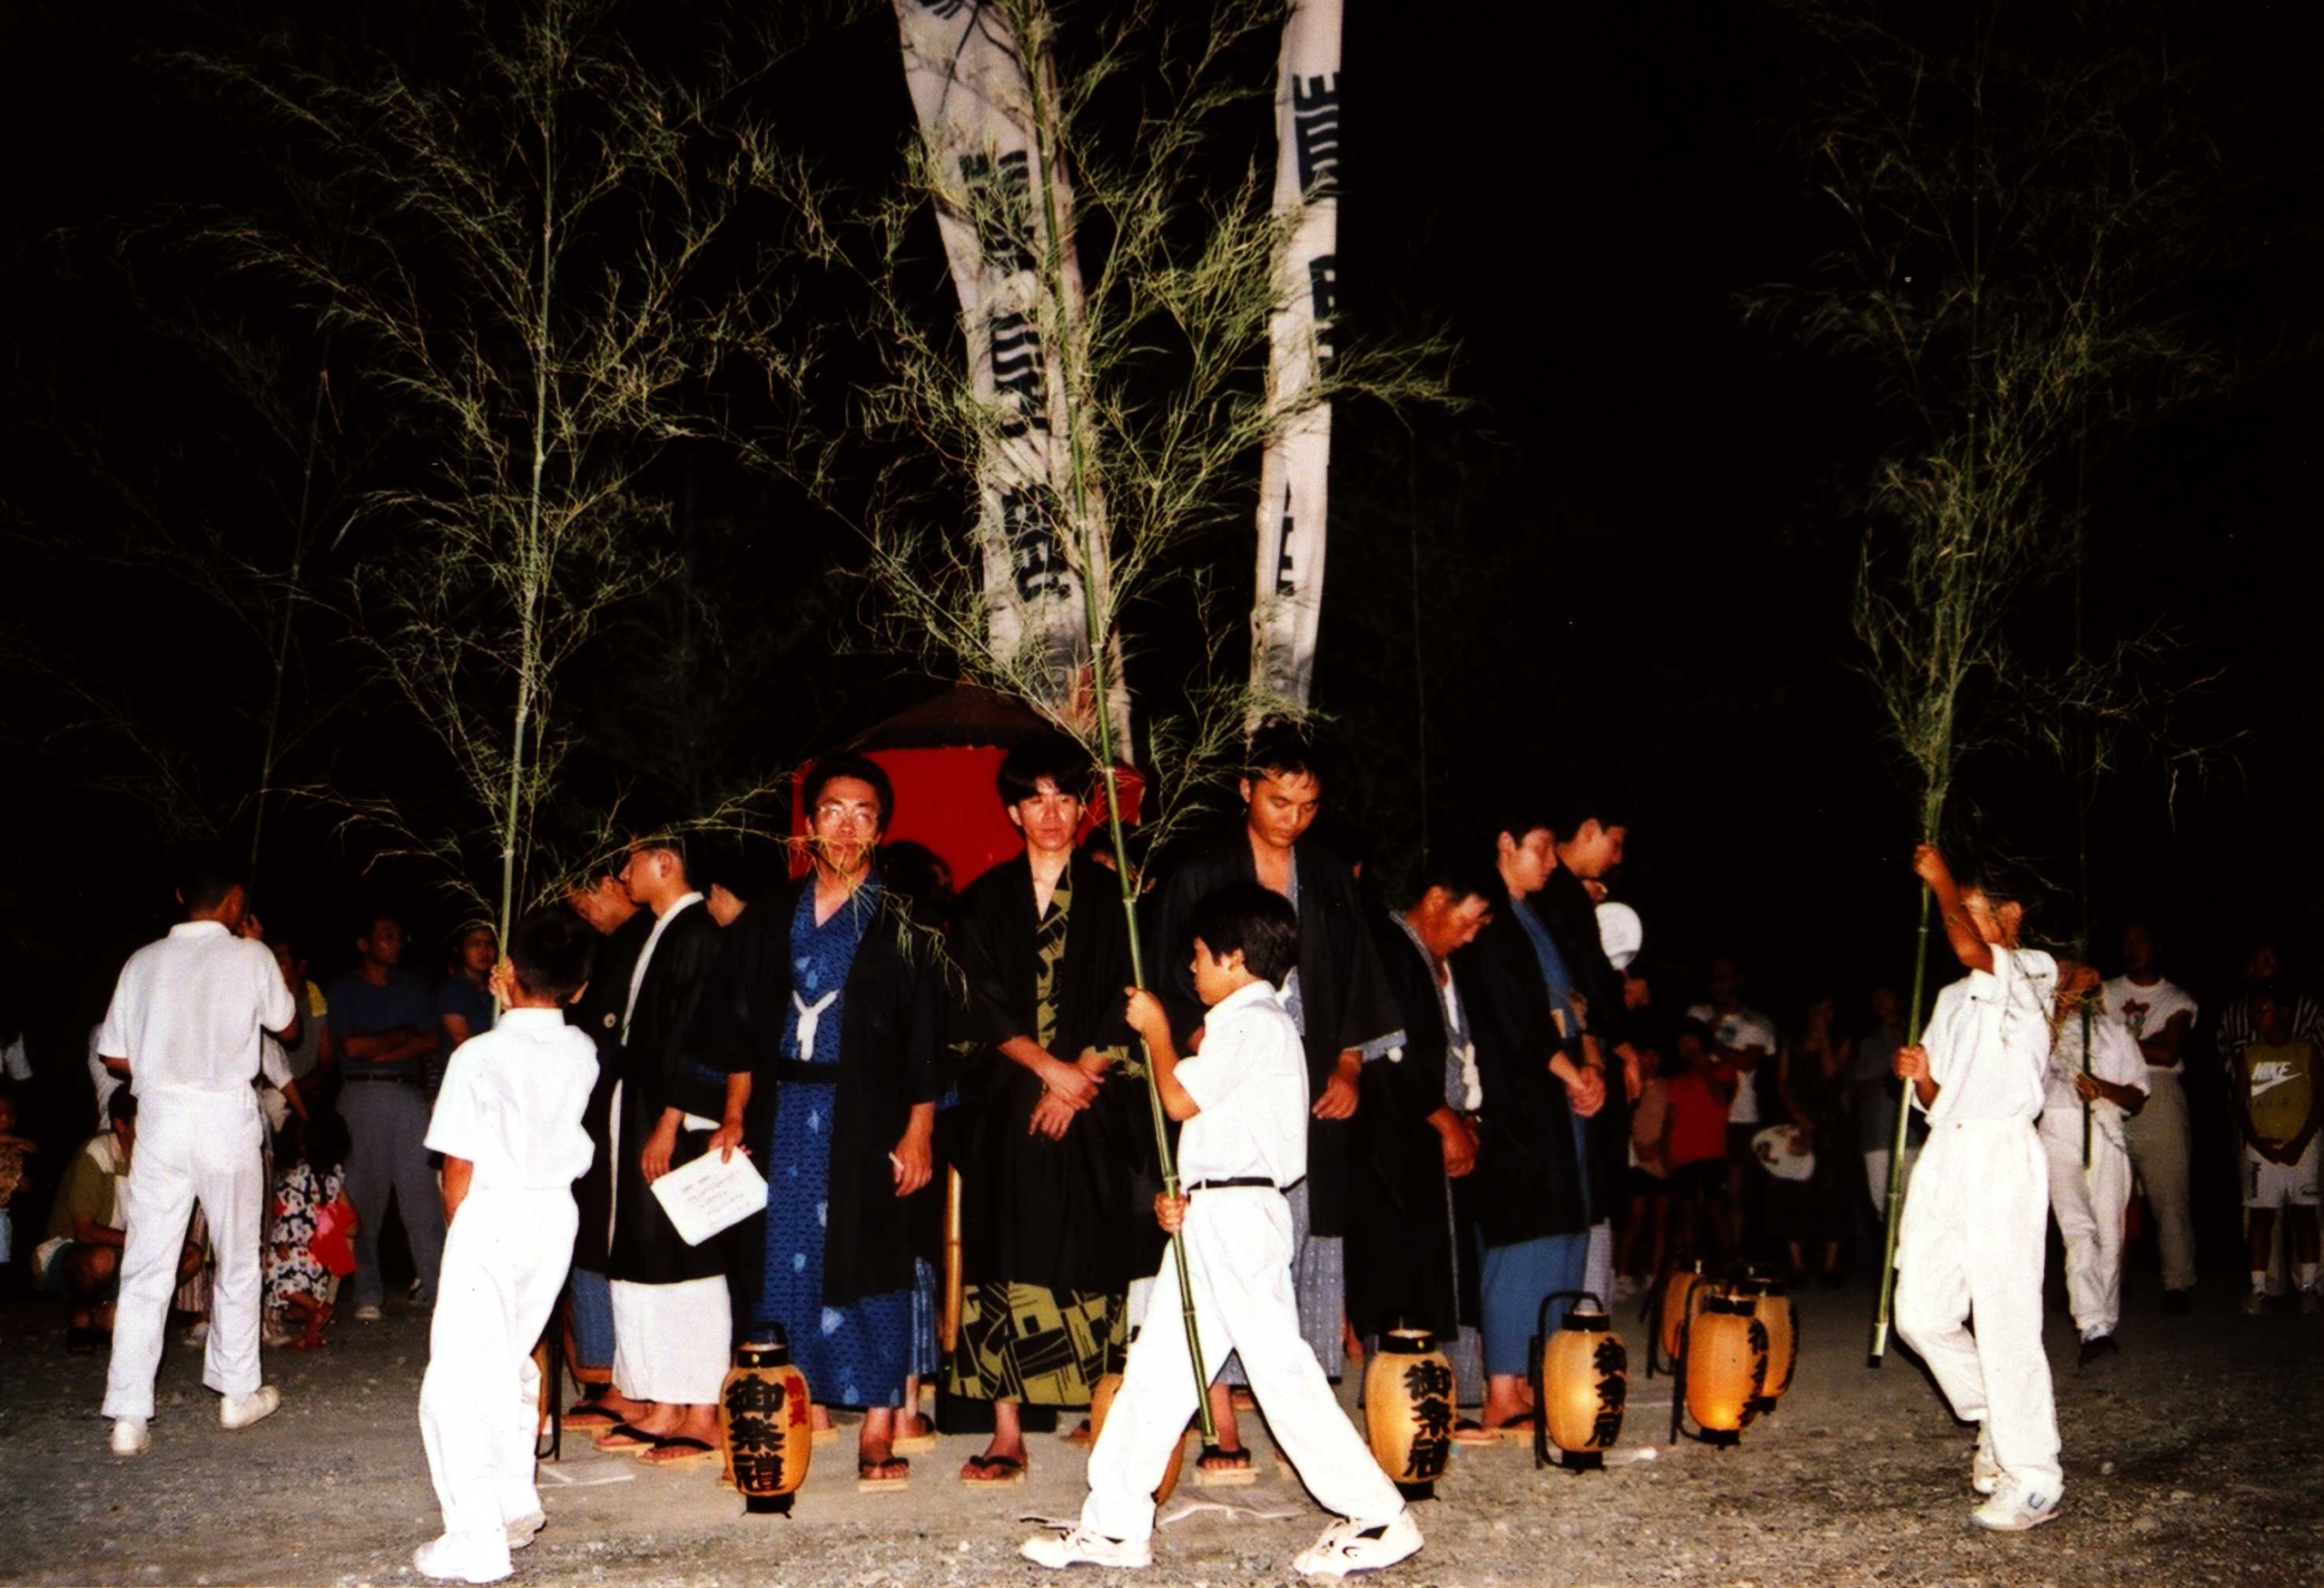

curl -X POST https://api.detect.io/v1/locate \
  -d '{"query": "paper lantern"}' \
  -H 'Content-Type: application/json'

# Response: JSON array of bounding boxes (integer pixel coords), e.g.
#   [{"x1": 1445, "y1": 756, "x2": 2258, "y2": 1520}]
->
[
  {"x1": 1656, "y1": 1263, "x2": 1715, "y2": 1373},
  {"x1": 1534, "y1": 1296, "x2": 1627, "y2": 1471},
  {"x1": 719, "y1": 1330, "x2": 814, "y2": 1515},
  {"x1": 1680, "y1": 1293, "x2": 1768, "y2": 1445},
  {"x1": 1088, "y1": 1334, "x2": 1188, "y2": 1505},
  {"x1": 1363, "y1": 1327, "x2": 1456, "y2": 1499},
  {"x1": 1733, "y1": 1274, "x2": 1798, "y2": 1412}
]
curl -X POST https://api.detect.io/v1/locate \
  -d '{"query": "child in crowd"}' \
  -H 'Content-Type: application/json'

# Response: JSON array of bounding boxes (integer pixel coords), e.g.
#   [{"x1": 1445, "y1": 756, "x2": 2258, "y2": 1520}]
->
[
  {"x1": 263, "y1": 1111, "x2": 355, "y2": 1349},
  {"x1": 1890, "y1": 845, "x2": 2063, "y2": 1533},
  {"x1": 412, "y1": 907, "x2": 600, "y2": 1585},
  {"x1": 2038, "y1": 963, "x2": 2146, "y2": 1366},
  {"x1": 1619, "y1": 1038, "x2": 1670, "y2": 1285},
  {"x1": 1022, "y1": 883, "x2": 1423, "y2": 1579},
  {"x1": 1662, "y1": 1021, "x2": 1734, "y2": 1264},
  {"x1": 2234, "y1": 985, "x2": 2319, "y2": 1314}
]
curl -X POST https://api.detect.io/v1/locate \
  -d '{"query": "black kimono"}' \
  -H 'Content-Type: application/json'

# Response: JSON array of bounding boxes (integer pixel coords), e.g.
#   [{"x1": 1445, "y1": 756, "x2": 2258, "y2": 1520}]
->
[
  {"x1": 694, "y1": 879, "x2": 945, "y2": 1317},
  {"x1": 1345, "y1": 910, "x2": 1478, "y2": 1346},
  {"x1": 568, "y1": 909, "x2": 650, "y2": 1274},
  {"x1": 946, "y1": 851, "x2": 1139, "y2": 1405},
  {"x1": 1455, "y1": 881, "x2": 1590, "y2": 1248},
  {"x1": 1535, "y1": 867, "x2": 1635, "y2": 1228},
  {"x1": 1149, "y1": 827, "x2": 1404, "y2": 1238},
  {"x1": 600, "y1": 899, "x2": 726, "y2": 1286}
]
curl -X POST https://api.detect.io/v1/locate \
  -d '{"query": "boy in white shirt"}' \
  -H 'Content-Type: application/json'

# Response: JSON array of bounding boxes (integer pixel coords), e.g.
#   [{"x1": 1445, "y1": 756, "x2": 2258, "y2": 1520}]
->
[
  {"x1": 1890, "y1": 844, "x2": 2064, "y2": 1533},
  {"x1": 1021, "y1": 883, "x2": 1422, "y2": 1578},
  {"x1": 413, "y1": 908, "x2": 602, "y2": 1584},
  {"x1": 2037, "y1": 966, "x2": 2147, "y2": 1367}
]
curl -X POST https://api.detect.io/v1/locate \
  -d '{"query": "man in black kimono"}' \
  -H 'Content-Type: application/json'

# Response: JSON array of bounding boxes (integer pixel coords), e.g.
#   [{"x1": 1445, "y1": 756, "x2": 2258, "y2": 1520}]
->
[
  {"x1": 590, "y1": 836, "x2": 737, "y2": 1465},
  {"x1": 1350, "y1": 854, "x2": 1493, "y2": 1413},
  {"x1": 1537, "y1": 796, "x2": 1641, "y2": 1310},
  {"x1": 1149, "y1": 721, "x2": 1403, "y2": 1473},
  {"x1": 560, "y1": 867, "x2": 651, "y2": 1430},
  {"x1": 947, "y1": 735, "x2": 1138, "y2": 1483}
]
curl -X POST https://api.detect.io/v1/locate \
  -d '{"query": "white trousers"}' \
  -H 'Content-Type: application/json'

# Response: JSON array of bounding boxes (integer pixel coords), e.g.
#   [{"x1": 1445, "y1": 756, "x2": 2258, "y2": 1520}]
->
[
  {"x1": 609, "y1": 1276, "x2": 730, "y2": 1405},
  {"x1": 103, "y1": 1089, "x2": 264, "y2": 1421},
  {"x1": 2123, "y1": 1075, "x2": 2196, "y2": 1292},
  {"x1": 1082, "y1": 1189, "x2": 1403, "y2": 1545},
  {"x1": 419, "y1": 1189, "x2": 576, "y2": 1571},
  {"x1": 1894, "y1": 1119, "x2": 2062, "y2": 1497},
  {"x1": 2042, "y1": 1118, "x2": 2132, "y2": 1341}
]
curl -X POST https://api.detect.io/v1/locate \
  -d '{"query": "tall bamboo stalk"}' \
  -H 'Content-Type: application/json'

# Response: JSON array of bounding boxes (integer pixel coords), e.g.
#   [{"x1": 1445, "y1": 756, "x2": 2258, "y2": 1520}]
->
[
  {"x1": 1870, "y1": 879, "x2": 1933, "y2": 1363},
  {"x1": 1016, "y1": 0, "x2": 1215, "y2": 1439}
]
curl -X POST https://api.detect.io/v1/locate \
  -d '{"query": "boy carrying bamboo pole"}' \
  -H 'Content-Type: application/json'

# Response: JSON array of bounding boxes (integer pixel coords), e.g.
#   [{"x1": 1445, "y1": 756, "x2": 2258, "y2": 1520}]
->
[{"x1": 1889, "y1": 844, "x2": 2064, "y2": 1533}]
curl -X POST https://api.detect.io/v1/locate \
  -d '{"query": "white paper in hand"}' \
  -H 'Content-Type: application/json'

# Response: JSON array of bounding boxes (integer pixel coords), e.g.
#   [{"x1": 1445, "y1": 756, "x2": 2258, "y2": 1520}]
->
[{"x1": 649, "y1": 1149, "x2": 769, "y2": 1246}]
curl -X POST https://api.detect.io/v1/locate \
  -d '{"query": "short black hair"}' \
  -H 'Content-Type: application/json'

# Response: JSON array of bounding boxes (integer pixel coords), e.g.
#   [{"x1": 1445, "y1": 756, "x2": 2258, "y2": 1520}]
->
[
  {"x1": 108, "y1": 1089, "x2": 139, "y2": 1126},
  {"x1": 628, "y1": 830, "x2": 692, "y2": 873},
  {"x1": 508, "y1": 905, "x2": 596, "y2": 1003},
  {"x1": 996, "y1": 734, "x2": 1095, "y2": 807},
  {"x1": 803, "y1": 753, "x2": 895, "y2": 835},
  {"x1": 356, "y1": 908, "x2": 404, "y2": 942},
  {"x1": 298, "y1": 1108, "x2": 350, "y2": 1175},
  {"x1": 1187, "y1": 882, "x2": 1301, "y2": 988},
  {"x1": 1411, "y1": 843, "x2": 1500, "y2": 908},
  {"x1": 1245, "y1": 718, "x2": 1324, "y2": 788},
  {"x1": 177, "y1": 847, "x2": 249, "y2": 913},
  {"x1": 1963, "y1": 856, "x2": 2044, "y2": 925},
  {"x1": 1546, "y1": 793, "x2": 1629, "y2": 839}
]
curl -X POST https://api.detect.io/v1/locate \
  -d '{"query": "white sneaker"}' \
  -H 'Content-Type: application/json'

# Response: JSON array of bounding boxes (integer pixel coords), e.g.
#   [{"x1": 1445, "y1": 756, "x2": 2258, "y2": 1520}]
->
[
  {"x1": 354, "y1": 1303, "x2": 384, "y2": 1323},
  {"x1": 412, "y1": 1534, "x2": 512, "y2": 1584},
  {"x1": 1293, "y1": 1512, "x2": 1424, "y2": 1577},
  {"x1": 1019, "y1": 1526, "x2": 1153, "y2": 1570},
  {"x1": 1971, "y1": 1424, "x2": 2000, "y2": 1496},
  {"x1": 109, "y1": 1417, "x2": 150, "y2": 1456},
  {"x1": 1971, "y1": 1484, "x2": 2062, "y2": 1533},
  {"x1": 505, "y1": 1511, "x2": 547, "y2": 1551},
  {"x1": 220, "y1": 1386, "x2": 281, "y2": 1431}
]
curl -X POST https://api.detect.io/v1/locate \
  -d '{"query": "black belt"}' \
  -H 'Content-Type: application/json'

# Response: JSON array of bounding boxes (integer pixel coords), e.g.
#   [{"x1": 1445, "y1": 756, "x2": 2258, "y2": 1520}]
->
[
  {"x1": 1187, "y1": 1177, "x2": 1276, "y2": 1192},
  {"x1": 763, "y1": 1059, "x2": 840, "y2": 1084},
  {"x1": 343, "y1": 1073, "x2": 419, "y2": 1085}
]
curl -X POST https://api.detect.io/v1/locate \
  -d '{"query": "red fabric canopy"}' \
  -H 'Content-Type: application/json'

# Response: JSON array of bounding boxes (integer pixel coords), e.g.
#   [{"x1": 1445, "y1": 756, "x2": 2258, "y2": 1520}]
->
[{"x1": 789, "y1": 685, "x2": 1140, "y2": 891}]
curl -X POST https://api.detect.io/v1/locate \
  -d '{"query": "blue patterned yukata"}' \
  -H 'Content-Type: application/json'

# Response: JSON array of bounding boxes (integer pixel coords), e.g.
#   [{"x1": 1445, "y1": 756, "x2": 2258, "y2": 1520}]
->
[{"x1": 753, "y1": 880, "x2": 912, "y2": 1409}]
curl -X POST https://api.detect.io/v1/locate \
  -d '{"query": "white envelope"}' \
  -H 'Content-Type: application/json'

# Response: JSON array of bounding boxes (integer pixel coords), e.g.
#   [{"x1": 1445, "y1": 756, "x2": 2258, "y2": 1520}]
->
[{"x1": 648, "y1": 1148, "x2": 770, "y2": 1246}]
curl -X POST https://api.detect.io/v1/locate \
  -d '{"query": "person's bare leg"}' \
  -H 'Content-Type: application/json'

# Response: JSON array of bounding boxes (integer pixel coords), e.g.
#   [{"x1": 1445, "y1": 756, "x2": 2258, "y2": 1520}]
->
[
  {"x1": 1480, "y1": 1371, "x2": 1534, "y2": 1431},
  {"x1": 859, "y1": 1406, "x2": 906, "y2": 1482},
  {"x1": 1196, "y1": 1384, "x2": 1250, "y2": 1475},
  {"x1": 897, "y1": 1373, "x2": 931, "y2": 1442},
  {"x1": 597, "y1": 1385, "x2": 653, "y2": 1420},
  {"x1": 2249, "y1": 1207, "x2": 2278, "y2": 1295},
  {"x1": 966, "y1": 1397, "x2": 1027, "y2": 1477}
]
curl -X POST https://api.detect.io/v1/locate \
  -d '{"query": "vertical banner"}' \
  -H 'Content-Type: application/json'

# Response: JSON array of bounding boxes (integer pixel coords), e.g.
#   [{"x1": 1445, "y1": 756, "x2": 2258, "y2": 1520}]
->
[
  {"x1": 893, "y1": 1, "x2": 1129, "y2": 738},
  {"x1": 1248, "y1": 0, "x2": 1343, "y2": 708}
]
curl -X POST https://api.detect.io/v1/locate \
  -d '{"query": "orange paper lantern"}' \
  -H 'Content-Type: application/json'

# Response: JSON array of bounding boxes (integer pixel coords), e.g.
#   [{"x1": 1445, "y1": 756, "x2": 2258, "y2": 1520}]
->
[
  {"x1": 719, "y1": 1332, "x2": 814, "y2": 1514},
  {"x1": 1657, "y1": 1263, "x2": 1715, "y2": 1370},
  {"x1": 1364, "y1": 1327, "x2": 1456, "y2": 1499},
  {"x1": 1536, "y1": 1297, "x2": 1627, "y2": 1471},
  {"x1": 1681, "y1": 1293, "x2": 1768, "y2": 1445},
  {"x1": 1733, "y1": 1274, "x2": 1798, "y2": 1411}
]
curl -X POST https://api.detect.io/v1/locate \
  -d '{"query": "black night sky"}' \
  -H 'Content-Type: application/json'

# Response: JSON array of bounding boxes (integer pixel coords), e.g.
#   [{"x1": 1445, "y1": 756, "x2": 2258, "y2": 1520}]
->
[{"x1": 1, "y1": 0, "x2": 2316, "y2": 1038}]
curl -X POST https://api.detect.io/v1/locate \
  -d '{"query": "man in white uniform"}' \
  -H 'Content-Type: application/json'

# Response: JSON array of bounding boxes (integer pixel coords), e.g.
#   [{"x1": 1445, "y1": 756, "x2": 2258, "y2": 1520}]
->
[
  {"x1": 1023, "y1": 883, "x2": 1421, "y2": 1578},
  {"x1": 96, "y1": 853, "x2": 300, "y2": 1455},
  {"x1": 1891, "y1": 845, "x2": 2063, "y2": 1533},
  {"x1": 2103, "y1": 921, "x2": 2200, "y2": 1310},
  {"x1": 414, "y1": 907, "x2": 600, "y2": 1584},
  {"x1": 2038, "y1": 970, "x2": 2147, "y2": 1368}
]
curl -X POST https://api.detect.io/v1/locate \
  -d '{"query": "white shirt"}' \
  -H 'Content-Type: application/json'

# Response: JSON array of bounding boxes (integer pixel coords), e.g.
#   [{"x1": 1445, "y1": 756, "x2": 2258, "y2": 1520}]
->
[
  {"x1": 1177, "y1": 980, "x2": 1309, "y2": 1187},
  {"x1": 2102, "y1": 976, "x2": 2199, "y2": 1084},
  {"x1": 424, "y1": 1009, "x2": 601, "y2": 1192},
  {"x1": 1917, "y1": 947, "x2": 2058, "y2": 1128},
  {"x1": 623, "y1": 893, "x2": 704, "y2": 1044},
  {"x1": 1688, "y1": 1001, "x2": 1778, "y2": 1124},
  {"x1": 1392, "y1": 914, "x2": 1482, "y2": 1111},
  {"x1": 2041, "y1": 1005, "x2": 2148, "y2": 1147},
  {"x1": 96, "y1": 921, "x2": 298, "y2": 1099}
]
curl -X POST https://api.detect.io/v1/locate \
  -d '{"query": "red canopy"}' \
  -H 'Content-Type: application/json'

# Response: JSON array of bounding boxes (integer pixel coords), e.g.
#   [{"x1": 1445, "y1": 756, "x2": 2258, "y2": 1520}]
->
[{"x1": 789, "y1": 684, "x2": 1140, "y2": 890}]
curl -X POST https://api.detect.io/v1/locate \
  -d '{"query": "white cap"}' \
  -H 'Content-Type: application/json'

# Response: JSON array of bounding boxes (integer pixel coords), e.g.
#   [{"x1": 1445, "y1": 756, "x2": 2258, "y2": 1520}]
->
[{"x1": 1596, "y1": 901, "x2": 1643, "y2": 971}]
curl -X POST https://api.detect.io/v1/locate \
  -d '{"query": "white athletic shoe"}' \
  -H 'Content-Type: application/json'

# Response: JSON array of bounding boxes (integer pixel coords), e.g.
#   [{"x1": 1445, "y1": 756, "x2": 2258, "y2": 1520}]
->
[
  {"x1": 1971, "y1": 1484, "x2": 2062, "y2": 1533},
  {"x1": 505, "y1": 1511, "x2": 547, "y2": 1551},
  {"x1": 1971, "y1": 1424, "x2": 2000, "y2": 1496},
  {"x1": 1293, "y1": 1511, "x2": 1425, "y2": 1577},
  {"x1": 354, "y1": 1303, "x2": 384, "y2": 1323},
  {"x1": 109, "y1": 1417, "x2": 150, "y2": 1456},
  {"x1": 1019, "y1": 1526, "x2": 1153, "y2": 1570},
  {"x1": 412, "y1": 1534, "x2": 513, "y2": 1584},
  {"x1": 220, "y1": 1386, "x2": 281, "y2": 1431}
]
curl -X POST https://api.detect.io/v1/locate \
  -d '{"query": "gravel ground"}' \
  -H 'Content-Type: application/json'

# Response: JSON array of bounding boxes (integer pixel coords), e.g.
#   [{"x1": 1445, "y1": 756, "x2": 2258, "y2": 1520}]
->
[{"x1": 2, "y1": 1272, "x2": 2318, "y2": 1587}]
